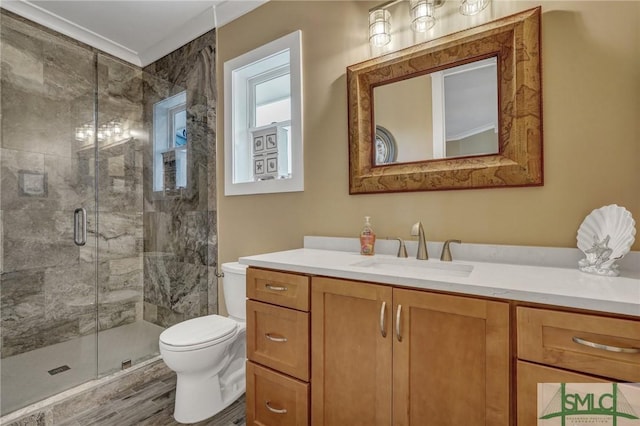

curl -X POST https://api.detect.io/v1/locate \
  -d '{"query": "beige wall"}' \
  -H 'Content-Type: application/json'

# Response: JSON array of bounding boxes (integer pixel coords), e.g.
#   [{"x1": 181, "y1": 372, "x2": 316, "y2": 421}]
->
[
  {"x1": 375, "y1": 75, "x2": 434, "y2": 161},
  {"x1": 216, "y1": 0, "x2": 640, "y2": 267}
]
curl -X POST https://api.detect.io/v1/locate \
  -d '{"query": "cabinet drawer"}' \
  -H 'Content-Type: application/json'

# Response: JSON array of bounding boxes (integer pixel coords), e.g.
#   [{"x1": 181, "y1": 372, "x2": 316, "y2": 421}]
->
[
  {"x1": 246, "y1": 361, "x2": 309, "y2": 426},
  {"x1": 517, "y1": 307, "x2": 640, "y2": 381},
  {"x1": 247, "y1": 268, "x2": 310, "y2": 311},
  {"x1": 516, "y1": 361, "x2": 609, "y2": 426},
  {"x1": 247, "y1": 300, "x2": 310, "y2": 381}
]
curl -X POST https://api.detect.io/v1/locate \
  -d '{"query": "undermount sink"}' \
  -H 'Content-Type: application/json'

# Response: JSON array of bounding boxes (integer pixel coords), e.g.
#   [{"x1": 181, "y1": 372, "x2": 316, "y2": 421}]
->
[{"x1": 351, "y1": 257, "x2": 474, "y2": 278}]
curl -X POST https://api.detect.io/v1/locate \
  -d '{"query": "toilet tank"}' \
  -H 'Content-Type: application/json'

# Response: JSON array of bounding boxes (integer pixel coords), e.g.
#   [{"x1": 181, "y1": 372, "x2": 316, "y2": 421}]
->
[{"x1": 221, "y1": 262, "x2": 247, "y2": 320}]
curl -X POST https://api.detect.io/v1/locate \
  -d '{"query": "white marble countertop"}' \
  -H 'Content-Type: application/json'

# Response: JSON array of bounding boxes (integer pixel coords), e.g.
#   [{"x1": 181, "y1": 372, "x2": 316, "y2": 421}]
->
[{"x1": 239, "y1": 240, "x2": 640, "y2": 318}]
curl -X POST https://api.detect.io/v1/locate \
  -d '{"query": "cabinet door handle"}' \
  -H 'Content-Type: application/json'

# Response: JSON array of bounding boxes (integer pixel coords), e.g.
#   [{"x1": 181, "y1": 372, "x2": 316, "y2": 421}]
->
[
  {"x1": 265, "y1": 283, "x2": 288, "y2": 292},
  {"x1": 380, "y1": 301, "x2": 387, "y2": 338},
  {"x1": 396, "y1": 304, "x2": 402, "y2": 342},
  {"x1": 265, "y1": 401, "x2": 288, "y2": 414},
  {"x1": 265, "y1": 333, "x2": 288, "y2": 343},
  {"x1": 572, "y1": 336, "x2": 640, "y2": 354}
]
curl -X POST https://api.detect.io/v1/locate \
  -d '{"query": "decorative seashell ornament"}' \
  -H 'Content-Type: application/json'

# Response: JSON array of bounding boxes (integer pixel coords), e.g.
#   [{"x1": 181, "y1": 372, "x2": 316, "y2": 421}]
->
[{"x1": 576, "y1": 204, "x2": 636, "y2": 277}]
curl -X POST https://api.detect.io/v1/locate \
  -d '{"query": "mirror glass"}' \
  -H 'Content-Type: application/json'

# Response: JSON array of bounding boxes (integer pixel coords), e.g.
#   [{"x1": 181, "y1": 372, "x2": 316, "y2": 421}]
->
[
  {"x1": 373, "y1": 57, "x2": 498, "y2": 165},
  {"x1": 224, "y1": 30, "x2": 303, "y2": 196},
  {"x1": 348, "y1": 7, "x2": 542, "y2": 194}
]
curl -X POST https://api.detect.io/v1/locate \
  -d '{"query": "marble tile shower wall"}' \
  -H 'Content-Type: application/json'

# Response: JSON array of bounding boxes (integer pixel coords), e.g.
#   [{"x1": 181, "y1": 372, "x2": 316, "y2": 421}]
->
[
  {"x1": 1, "y1": 13, "x2": 102, "y2": 358},
  {"x1": 0, "y1": 10, "x2": 184, "y2": 358},
  {"x1": 141, "y1": 30, "x2": 218, "y2": 327},
  {"x1": 0, "y1": 11, "x2": 217, "y2": 358}
]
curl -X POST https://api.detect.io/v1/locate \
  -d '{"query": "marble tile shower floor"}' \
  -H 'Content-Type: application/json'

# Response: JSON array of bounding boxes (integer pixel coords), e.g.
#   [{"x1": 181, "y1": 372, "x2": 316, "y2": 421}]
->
[{"x1": 1, "y1": 321, "x2": 164, "y2": 415}]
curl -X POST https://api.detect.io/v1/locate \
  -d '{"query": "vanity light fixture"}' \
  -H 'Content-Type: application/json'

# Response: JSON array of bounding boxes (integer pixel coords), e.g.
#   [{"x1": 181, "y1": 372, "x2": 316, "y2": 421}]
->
[
  {"x1": 369, "y1": 7, "x2": 392, "y2": 47},
  {"x1": 459, "y1": 0, "x2": 491, "y2": 16},
  {"x1": 368, "y1": 0, "x2": 490, "y2": 47},
  {"x1": 409, "y1": 0, "x2": 436, "y2": 32}
]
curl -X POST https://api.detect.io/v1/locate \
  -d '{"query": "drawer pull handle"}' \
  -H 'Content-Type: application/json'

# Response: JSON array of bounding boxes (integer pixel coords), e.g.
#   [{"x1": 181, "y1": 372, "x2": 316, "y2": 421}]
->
[
  {"x1": 265, "y1": 401, "x2": 288, "y2": 414},
  {"x1": 265, "y1": 333, "x2": 288, "y2": 343},
  {"x1": 265, "y1": 283, "x2": 288, "y2": 292},
  {"x1": 380, "y1": 301, "x2": 387, "y2": 338},
  {"x1": 396, "y1": 304, "x2": 402, "y2": 342},
  {"x1": 572, "y1": 336, "x2": 640, "y2": 354}
]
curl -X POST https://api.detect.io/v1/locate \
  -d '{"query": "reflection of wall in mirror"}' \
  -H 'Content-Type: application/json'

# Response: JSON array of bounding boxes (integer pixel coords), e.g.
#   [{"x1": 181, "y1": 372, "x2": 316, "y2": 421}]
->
[
  {"x1": 374, "y1": 75, "x2": 432, "y2": 163},
  {"x1": 446, "y1": 128, "x2": 498, "y2": 158}
]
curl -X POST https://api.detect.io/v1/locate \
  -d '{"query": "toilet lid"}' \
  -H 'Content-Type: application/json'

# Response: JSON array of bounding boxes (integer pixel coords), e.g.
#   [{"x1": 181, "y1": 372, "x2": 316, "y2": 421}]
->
[{"x1": 159, "y1": 315, "x2": 237, "y2": 347}]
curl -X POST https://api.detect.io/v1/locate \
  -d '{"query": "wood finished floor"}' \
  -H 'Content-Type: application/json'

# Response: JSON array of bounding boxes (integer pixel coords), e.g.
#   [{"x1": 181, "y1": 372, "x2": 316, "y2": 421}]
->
[{"x1": 58, "y1": 372, "x2": 246, "y2": 426}]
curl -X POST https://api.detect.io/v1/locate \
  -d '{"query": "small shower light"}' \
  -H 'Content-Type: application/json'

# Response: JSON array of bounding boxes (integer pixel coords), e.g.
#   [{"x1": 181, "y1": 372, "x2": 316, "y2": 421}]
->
[
  {"x1": 111, "y1": 120, "x2": 123, "y2": 135},
  {"x1": 102, "y1": 124, "x2": 112, "y2": 138}
]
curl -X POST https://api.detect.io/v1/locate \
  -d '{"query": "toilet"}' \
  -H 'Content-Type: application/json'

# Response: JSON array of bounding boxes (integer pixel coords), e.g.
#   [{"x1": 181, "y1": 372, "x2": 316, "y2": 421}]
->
[{"x1": 159, "y1": 262, "x2": 247, "y2": 424}]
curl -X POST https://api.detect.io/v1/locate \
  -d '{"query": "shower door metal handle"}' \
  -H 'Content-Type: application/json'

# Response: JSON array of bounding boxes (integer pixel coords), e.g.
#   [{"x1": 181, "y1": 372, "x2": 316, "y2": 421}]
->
[{"x1": 74, "y1": 208, "x2": 87, "y2": 246}]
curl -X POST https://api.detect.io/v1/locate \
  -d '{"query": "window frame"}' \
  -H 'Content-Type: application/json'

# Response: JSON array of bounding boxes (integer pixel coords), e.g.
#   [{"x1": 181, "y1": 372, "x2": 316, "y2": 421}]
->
[
  {"x1": 224, "y1": 30, "x2": 303, "y2": 196},
  {"x1": 152, "y1": 91, "x2": 188, "y2": 193}
]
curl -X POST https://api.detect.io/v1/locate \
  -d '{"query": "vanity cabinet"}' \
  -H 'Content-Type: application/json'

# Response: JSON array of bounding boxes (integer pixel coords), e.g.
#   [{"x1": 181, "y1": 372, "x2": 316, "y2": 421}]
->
[
  {"x1": 245, "y1": 265, "x2": 639, "y2": 426},
  {"x1": 246, "y1": 268, "x2": 310, "y2": 426},
  {"x1": 310, "y1": 276, "x2": 510, "y2": 426},
  {"x1": 516, "y1": 307, "x2": 640, "y2": 426}
]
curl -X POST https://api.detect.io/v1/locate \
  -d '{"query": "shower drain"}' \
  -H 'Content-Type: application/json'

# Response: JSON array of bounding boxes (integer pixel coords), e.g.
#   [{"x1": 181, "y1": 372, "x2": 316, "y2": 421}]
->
[{"x1": 48, "y1": 365, "x2": 70, "y2": 375}]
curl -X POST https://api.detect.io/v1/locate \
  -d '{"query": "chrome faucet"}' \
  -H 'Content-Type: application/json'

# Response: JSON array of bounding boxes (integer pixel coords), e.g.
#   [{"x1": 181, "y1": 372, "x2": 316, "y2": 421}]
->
[
  {"x1": 411, "y1": 222, "x2": 428, "y2": 260},
  {"x1": 440, "y1": 239, "x2": 461, "y2": 262}
]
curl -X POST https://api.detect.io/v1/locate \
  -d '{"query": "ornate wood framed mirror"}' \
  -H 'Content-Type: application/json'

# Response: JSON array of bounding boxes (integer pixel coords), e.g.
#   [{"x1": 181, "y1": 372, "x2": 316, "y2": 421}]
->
[{"x1": 348, "y1": 7, "x2": 542, "y2": 194}]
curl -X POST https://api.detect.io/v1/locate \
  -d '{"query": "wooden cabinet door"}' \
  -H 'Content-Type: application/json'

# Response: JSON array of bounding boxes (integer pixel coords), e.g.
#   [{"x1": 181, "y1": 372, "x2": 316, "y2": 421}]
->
[
  {"x1": 311, "y1": 277, "x2": 393, "y2": 426},
  {"x1": 517, "y1": 361, "x2": 609, "y2": 426},
  {"x1": 392, "y1": 289, "x2": 510, "y2": 426}
]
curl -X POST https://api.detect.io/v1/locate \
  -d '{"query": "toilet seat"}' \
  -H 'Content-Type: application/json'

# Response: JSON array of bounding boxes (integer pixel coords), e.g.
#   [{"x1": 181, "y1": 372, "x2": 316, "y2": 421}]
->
[{"x1": 160, "y1": 315, "x2": 238, "y2": 352}]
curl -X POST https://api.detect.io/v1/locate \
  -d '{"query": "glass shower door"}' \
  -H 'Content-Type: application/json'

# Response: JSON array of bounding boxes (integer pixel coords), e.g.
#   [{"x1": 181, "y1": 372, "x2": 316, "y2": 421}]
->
[
  {"x1": 94, "y1": 53, "x2": 164, "y2": 376},
  {"x1": 0, "y1": 12, "x2": 99, "y2": 415}
]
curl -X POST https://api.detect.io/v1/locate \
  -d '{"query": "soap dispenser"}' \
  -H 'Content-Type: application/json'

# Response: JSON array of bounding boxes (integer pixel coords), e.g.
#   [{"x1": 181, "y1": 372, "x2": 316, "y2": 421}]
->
[{"x1": 360, "y1": 216, "x2": 376, "y2": 256}]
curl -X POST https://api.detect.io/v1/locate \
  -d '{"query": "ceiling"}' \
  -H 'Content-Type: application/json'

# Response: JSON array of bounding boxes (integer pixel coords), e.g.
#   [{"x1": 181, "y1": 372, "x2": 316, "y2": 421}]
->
[{"x1": 0, "y1": 0, "x2": 267, "y2": 66}]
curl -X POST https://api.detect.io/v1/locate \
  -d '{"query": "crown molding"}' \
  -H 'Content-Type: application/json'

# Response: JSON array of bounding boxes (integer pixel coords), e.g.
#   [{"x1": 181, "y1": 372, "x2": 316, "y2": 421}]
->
[
  {"x1": 138, "y1": 6, "x2": 216, "y2": 67},
  {"x1": 136, "y1": 1, "x2": 268, "y2": 66},
  {"x1": 215, "y1": 0, "x2": 268, "y2": 28},
  {"x1": 1, "y1": 0, "x2": 269, "y2": 67},
  {"x1": 0, "y1": 0, "x2": 142, "y2": 66}
]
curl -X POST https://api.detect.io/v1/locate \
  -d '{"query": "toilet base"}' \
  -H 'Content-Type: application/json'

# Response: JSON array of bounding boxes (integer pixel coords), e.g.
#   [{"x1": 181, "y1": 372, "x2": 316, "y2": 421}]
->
[{"x1": 173, "y1": 359, "x2": 246, "y2": 424}]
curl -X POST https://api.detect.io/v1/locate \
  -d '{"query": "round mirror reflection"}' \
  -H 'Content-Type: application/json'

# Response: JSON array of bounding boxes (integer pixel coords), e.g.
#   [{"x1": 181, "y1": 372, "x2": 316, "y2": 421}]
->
[{"x1": 374, "y1": 126, "x2": 397, "y2": 165}]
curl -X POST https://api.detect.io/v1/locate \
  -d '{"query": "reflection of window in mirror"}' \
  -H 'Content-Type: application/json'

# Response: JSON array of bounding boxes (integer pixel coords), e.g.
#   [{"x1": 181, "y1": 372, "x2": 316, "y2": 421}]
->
[
  {"x1": 224, "y1": 30, "x2": 303, "y2": 196},
  {"x1": 437, "y1": 57, "x2": 499, "y2": 158},
  {"x1": 153, "y1": 91, "x2": 187, "y2": 193},
  {"x1": 373, "y1": 56, "x2": 498, "y2": 164}
]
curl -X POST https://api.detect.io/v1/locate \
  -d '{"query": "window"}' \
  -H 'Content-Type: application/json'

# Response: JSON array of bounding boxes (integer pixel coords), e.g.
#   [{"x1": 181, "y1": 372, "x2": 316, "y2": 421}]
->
[
  {"x1": 153, "y1": 92, "x2": 187, "y2": 193},
  {"x1": 224, "y1": 30, "x2": 303, "y2": 196}
]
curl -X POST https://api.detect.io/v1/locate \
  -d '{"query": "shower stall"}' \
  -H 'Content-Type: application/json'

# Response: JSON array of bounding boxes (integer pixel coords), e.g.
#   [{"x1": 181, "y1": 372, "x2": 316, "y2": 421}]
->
[{"x1": 0, "y1": 10, "x2": 216, "y2": 417}]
